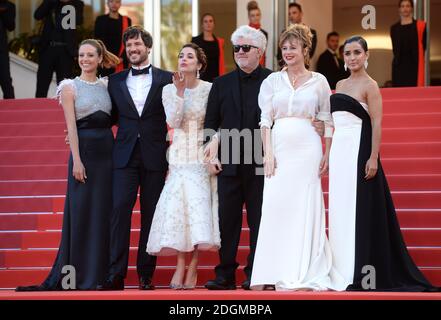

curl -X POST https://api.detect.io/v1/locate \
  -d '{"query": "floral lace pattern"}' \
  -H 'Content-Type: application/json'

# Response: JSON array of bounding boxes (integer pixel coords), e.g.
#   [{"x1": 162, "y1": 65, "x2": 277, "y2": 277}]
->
[{"x1": 147, "y1": 81, "x2": 221, "y2": 255}]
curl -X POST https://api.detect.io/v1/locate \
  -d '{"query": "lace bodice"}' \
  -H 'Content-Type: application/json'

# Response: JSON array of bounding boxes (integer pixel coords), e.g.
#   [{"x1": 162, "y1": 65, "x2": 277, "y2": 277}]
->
[
  {"x1": 162, "y1": 80, "x2": 212, "y2": 166},
  {"x1": 56, "y1": 77, "x2": 112, "y2": 121}
]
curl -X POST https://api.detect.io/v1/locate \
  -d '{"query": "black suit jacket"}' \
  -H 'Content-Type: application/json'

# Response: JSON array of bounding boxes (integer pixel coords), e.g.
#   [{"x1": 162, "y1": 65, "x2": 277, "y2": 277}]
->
[
  {"x1": 34, "y1": 0, "x2": 84, "y2": 56},
  {"x1": 0, "y1": 0, "x2": 15, "y2": 49},
  {"x1": 108, "y1": 67, "x2": 173, "y2": 171},
  {"x1": 204, "y1": 67, "x2": 273, "y2": 176},
  {"x1": 316, "y1": 49, "x2": 348, "y2": 90}
]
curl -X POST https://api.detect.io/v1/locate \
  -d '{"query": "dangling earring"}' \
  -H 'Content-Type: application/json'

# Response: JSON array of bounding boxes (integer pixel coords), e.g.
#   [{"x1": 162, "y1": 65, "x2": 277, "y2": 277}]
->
[
  {"x1": 364, "y1": 60, "x2": 368, "y2": 69},
  {"x1": 197, "y1": 69, "x2": 200, "y2": 79},
  {"x1": 344, "y1": 63, "x2": 348, "y2": 71}
]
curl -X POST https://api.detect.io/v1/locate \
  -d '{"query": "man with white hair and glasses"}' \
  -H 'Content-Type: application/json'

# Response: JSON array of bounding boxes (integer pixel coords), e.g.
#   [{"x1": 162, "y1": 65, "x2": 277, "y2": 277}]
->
[{"x1": 203, "y1": 25, "x2": 272, "y2": 290}]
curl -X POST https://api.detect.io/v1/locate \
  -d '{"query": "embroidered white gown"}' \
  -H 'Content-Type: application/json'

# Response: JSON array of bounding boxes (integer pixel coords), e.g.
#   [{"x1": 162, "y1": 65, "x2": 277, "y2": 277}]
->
[
  {"x1": 146, "y1": 80, "x2": 221, "y2": 255},
  {"x1": 250, "y1": 71, "x2": 336, "y2": 291}
]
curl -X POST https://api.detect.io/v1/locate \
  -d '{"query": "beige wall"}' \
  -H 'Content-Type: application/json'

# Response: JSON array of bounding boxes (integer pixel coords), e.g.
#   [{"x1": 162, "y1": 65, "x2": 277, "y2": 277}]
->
[
  {"x1": 333, "y1": 0, "x2": 397, "y2": 86},
  {"x1": 237, "y1": 0, "x2": 275, "y2": 69},
  {"x1": 296, "y1": 0, "x2": 334, "y2": 71},
  {"x1": 334, "y1": 0, "x2": 441, "y2": 86},
  {"x1": 6, "y1": 53, "x2": 57, "y2": 99},
  {"x1": 199, "y1": 0, "x2": 237, "y2": 72}
]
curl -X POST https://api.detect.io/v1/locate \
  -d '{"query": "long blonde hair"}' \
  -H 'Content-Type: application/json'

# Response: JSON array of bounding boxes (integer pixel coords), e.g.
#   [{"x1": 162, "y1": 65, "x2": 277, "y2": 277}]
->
[{"x1": 80, "y1": 39, "x2": 120, "y2": 69}]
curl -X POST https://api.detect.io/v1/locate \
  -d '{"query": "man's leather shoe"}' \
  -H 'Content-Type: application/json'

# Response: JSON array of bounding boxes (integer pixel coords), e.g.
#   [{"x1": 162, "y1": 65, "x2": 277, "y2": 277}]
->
[
  {"x1": 139, "y1": 277, "x2": 155, "y2": 290},
  {"x1": 205, "y1": 278, "x2": 236, "y2": 290},
  {"x1": 97, "y1": 275, "x2": 124, "y2": 291},
  {"x1": 241, "y1": 279, "x2": 251, "y2": 290}
]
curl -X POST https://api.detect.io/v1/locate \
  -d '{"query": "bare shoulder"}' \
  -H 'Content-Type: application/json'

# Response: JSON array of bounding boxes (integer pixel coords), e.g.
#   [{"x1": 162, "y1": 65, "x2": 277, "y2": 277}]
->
[
  {"x1": 366, "y1": 76, "x2": 379, "y2": 90},
  {"x1": 335, "y1": 78, "x2": 347, "y2": 91}
]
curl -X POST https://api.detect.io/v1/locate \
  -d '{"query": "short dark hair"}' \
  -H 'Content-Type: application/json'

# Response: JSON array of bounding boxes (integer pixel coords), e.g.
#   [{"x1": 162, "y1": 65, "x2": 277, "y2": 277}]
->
[
  {"x1": 399, "y1": 0, "x2": 414, "y2": 8},
  {"x1": 327, "y1": 31, "x2": 339, "y2": 40},
  {"x1": 181, "y1": 43, "x2": 208, "y2": 73},
  {"x1": 123, "y1": 26, "x2": 153, "y2": 48},
  {"x1": 344, "y1": 35, "x2": 368, "y2": 52},
  {"x1": 288, "y1": 3, "x2": 302, "y2": 12}
]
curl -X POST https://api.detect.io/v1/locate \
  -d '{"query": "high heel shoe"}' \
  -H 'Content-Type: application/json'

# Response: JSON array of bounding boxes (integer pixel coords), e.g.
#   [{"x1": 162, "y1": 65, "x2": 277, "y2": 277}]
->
[
  {"x1": 170, "y1": 283, "x2": 183, "y2": 290},
  {"x1": 183, "y1": 273, "x2": 198, "y2": 290}
]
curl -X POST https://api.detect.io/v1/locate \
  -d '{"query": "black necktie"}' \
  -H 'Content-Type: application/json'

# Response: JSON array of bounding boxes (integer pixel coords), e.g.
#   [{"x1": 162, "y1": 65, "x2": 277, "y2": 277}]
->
[{"x1": 131, "y1": 66, "x2": 151, "y2": 76}]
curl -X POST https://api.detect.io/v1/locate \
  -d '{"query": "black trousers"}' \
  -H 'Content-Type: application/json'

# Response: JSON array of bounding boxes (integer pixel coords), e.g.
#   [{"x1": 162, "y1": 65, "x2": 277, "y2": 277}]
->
[
  {"x1": 215, "y1": 165, "x2": 264, "y2": 282},
  {"x1": 108, "y1": 141, "x2": 166, "y2": 280},
  {"x1": 0, "y1": 49, "x2": 14, "y2": 99},
  {"x1": 35, "y1": 46, "x2": 74, "y2": 98}
]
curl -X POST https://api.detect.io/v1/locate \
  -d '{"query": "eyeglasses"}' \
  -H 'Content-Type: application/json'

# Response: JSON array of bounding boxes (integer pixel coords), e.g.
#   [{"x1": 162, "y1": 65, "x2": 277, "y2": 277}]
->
[{"x1": 233, "y1": 45, "x2": 259, "y2": 53}]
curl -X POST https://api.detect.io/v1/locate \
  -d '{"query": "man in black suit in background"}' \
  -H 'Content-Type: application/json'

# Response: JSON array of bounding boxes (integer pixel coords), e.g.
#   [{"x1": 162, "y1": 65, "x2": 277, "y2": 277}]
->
[
  {"x1": 316, "y1": 31, "x2": 349, "y2": 90},
  {"x1": 203, "y1": 25, "x2": 272, "y2": 290},
  {"x1": 0, "y1": 0, "x2": 15, "y2": 99},
  {"x1": 277, "y1": 2, "x2": 317, "y2": 68},
  {"x1": 34, "y1": 0, "x2": 84, "y2": 97},
  {"x1": 98, "y1": 26, "x2": 172, "y2": 291}
]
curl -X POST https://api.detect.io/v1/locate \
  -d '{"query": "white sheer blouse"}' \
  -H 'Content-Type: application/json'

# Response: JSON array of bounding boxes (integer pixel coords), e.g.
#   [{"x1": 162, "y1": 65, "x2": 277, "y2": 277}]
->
[{"x1": 258, "y1": 71, "x2": 333, "y2": 137}]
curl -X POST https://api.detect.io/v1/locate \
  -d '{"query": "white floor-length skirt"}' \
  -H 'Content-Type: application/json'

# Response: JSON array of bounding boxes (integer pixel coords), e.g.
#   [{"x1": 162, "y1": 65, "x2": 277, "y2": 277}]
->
[
  {"x1": 251, "y1": 117, "x2": 334, "y2": 291},
  {"x1": 327, "y1": 110, "x2": 363, "y2": 291}
]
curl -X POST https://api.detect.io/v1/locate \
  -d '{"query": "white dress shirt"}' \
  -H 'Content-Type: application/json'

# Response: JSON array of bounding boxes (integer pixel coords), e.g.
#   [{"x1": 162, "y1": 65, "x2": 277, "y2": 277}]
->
[
  {"x1": 258, "y1": 71, "x2": 334, "y2": 137},
  {"x1": 126, "y1": 64, "x2": 152, "y2": 116}
]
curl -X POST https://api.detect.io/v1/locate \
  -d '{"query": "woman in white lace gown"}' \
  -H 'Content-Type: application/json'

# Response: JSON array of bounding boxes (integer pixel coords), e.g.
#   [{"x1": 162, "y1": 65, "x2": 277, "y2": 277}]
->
[
  {"x1": 146, "y1": 44, "x2": 220, "y2": 289},
  {"x1": 250, "y1": 24, "x2": 335, "y2": 291}
]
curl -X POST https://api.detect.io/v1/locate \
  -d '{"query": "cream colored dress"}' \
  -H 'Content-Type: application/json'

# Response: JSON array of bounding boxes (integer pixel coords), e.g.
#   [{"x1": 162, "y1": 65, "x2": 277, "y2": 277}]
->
[{"x1": 146, "y1": 80, "x2": 221, "y2": 255}]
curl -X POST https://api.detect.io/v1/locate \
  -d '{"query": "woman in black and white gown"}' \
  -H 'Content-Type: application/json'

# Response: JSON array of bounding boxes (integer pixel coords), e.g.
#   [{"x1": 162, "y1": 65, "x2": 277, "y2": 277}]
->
[{"x1": 328, "y1": 36, "x2": 438, "y2": 292}]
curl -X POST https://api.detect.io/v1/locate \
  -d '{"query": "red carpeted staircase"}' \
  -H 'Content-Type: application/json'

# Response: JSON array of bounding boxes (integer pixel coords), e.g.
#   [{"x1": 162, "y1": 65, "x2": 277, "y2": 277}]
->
[{"x1": 1, "y1": 87, "x2": 441, "y2": 292}]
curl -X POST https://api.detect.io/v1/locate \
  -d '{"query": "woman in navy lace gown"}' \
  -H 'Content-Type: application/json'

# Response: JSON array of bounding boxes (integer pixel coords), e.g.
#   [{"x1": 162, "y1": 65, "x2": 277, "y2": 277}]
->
[{"x1": 16, "y1": 40, "x2": 119, "y2": 291}]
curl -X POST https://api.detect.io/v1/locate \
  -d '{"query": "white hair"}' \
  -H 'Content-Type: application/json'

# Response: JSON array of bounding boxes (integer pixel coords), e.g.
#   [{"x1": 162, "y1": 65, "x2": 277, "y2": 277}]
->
[{"x1": 231, "y1": 25, "x2": 267, "y2": 52}]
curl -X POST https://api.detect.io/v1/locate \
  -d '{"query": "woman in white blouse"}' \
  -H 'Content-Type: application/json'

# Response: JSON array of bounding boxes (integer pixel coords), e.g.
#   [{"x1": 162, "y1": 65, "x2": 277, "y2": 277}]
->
[
  {"x1": 250, "y1": 24, "x2": 335, "y2": 291},
  {"x1": 146, "y1": 43, "x2": 220, "y2": 289}
]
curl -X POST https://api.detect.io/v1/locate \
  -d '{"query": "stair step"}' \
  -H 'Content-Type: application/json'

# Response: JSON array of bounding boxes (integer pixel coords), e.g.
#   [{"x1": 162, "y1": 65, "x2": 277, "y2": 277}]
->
[
  {"x1": 0, "y1": 110, "x2": 65, "y2": 124},
  {"x1": 381, "y1": 113, "x2": 441, "y2": 128},
  {"x1": 1, "y1": 141, "x2": 441, "y2": 158},
  {"x1": 0, "y1": 156, "x2": 441, "y2": 174},
  {"x1": 1, "y1": 247, "x2": 441, "y2": 269},
  {"x1": 379, "y1": 87, "x2": 441, "y2": 100},
  {"x1": 382, "y1": 127, "x2": 441, "y2": 143},
  {"x1": 1, "y1": 267, "x2": 440, "y2": 290},
  {"x1": 0, "y1": 165, "x2": 67, "y2": 180},
  {"x1": 1, "y1": 174, "x2": 440, "y2": 196},
  {"x1": 1, "y1": 191, "x2": 440, "y2": 213},
  {"x1": 0, "y1": 99, "x2": 59, "y2": 110},
  {"x1": 0, "y1": 123, "x2": 67, "y2": 137},
  {"x1": 0, "y1": 228, "x2": 440, "y2": 249},
  {"x1": 0, "y1": 136, "x2": 67, "y2": 151},
  {"x1": 2, "y1": 209, "x2": 440, "y2": 232}
]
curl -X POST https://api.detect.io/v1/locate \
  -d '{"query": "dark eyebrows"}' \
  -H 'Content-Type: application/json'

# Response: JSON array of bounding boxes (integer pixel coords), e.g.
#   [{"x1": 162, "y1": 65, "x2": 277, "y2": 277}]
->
[{"x1": 344, "y1": 49, "x2": 362, "y2": 54}]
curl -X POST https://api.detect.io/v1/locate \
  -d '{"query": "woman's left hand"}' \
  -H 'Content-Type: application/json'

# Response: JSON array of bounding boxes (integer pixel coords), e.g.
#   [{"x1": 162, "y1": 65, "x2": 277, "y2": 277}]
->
[
  {"x1": 365, "y1": 157, "x2": 378, "y2": 180},
  {"x1": 319, "y1": 154, "x2": 329, "y2": 177}
]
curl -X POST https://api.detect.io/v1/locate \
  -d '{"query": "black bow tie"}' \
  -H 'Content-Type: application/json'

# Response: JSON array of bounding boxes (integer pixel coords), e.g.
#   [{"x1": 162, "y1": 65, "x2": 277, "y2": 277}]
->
[{"x1": 131, "y1": 66, "x2": 151, "y2": 76}]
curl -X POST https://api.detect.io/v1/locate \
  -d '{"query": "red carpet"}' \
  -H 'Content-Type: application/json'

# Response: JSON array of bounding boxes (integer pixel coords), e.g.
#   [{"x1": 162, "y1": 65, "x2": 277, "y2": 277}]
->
[
  {"x1": 1, "y1": 289, "x2": 441, "y2": 300},
  {"x1": 0, "y1": 87, "x2": 441, "y2": 299}
]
